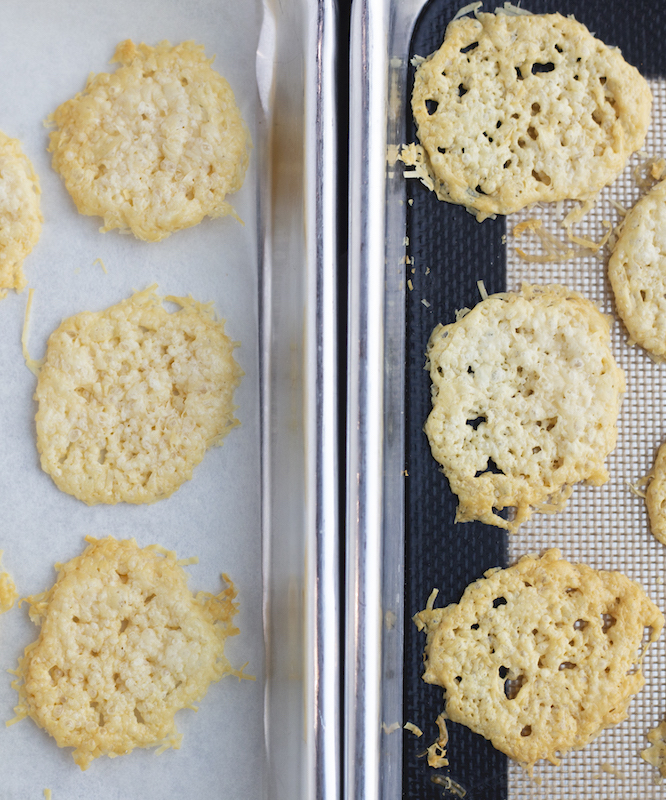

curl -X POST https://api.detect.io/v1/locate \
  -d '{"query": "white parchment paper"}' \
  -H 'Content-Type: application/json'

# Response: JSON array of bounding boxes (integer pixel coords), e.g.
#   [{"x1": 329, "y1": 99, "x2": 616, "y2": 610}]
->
[{"x1": 0, "y1": 1, "x2": 266, "y2": 798}]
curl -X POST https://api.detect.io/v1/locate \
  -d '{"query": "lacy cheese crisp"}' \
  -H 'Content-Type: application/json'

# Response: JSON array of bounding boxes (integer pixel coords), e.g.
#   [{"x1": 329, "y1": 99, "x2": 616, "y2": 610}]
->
[
  {"x1": 10, "y1": 536, "x2": 244, "y2": 770},
  {"x1": 35, "y1": 286, "x2": 242, "y2": 505},
  {"x1": 414, "y1": 549, "x2": 664, "y2": 771},
  {"x1": 0, "y1": 131, "x2": 42, "y2": 297},
  {"x1": 608, "y1": 178, "x2": 666, "y2": 360},
  {"x1": 410, "y1": 10, "x2": 650, "y2": 219},
  {"x1": 48, "y1": 40, "x2": 250, "y2": 241},
  {"x1": 425, "y1": 284, "x2": 624, "y2": 532}
]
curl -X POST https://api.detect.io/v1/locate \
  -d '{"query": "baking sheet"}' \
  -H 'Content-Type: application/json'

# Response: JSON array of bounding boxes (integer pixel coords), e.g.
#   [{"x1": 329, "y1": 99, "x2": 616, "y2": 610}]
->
[
  {"x1": 346, "y1": 1, "x2": 666, "y2": 799},
  {"x1": 402, "y1": 3, "x2": 666, "y2": 800},
  {"x1": 0, "y1": 1, "x2": 265, "y2": 797}
]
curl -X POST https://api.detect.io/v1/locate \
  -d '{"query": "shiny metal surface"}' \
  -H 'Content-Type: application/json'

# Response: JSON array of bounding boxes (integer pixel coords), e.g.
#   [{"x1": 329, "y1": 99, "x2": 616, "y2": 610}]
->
[
  {"x1": 346, "y1": 2, "x2": 427, "y2": 799},
  {"x1": 263, "y1": 1, "x2": 340, "y2": 799}
]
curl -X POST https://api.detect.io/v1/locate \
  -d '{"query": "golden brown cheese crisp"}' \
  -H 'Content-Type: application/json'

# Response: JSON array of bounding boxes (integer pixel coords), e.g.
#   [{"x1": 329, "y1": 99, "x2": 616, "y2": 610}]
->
[
  {"x1": 425, "y1": 283, "x2": 624, "y2": 532},
  {"x1": 10, "y1": 536, "x2": 244, "y2": 770},
  {"x1": 48, "y1": 40, "x2": 250, "y2": 241},
  {"x1": 0, "y1": 131, "x2": 42, "y2": 297},
  {"x1": 608, "y1": 178, "x2": 666, "y2": 360},
  {"x1": 35, "y1": 285, "x2": 242, "y2": 505},
  {"x1": 414, "y1": 549, "x2": 664, "y2": 771},
  {"x1": 410, "y1": 11, "x2": 651, "y2": 219},
  {"x1": 646, "y1": 441, "x2": 666, "y2": 545}
]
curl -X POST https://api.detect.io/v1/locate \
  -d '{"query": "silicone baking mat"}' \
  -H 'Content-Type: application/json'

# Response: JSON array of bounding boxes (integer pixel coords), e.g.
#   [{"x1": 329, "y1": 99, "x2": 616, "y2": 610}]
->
[{"x1": 402, "y1": 2, "x2": 666, "y2": 798}]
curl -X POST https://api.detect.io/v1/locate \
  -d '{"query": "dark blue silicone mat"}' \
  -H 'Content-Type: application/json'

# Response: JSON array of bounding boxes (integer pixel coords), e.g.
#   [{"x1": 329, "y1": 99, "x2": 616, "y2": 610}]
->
[{"x1": 401, "y1": 2, "x2": 666, "y2": 798}]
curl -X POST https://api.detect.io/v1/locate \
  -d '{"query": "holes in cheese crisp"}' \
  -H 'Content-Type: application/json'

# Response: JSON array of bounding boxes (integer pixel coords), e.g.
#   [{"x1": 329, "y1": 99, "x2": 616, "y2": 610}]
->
[
  {"x1": 145, "y1": 593, "x2": 155, "y2": 603},
  {"x1": 504, "y1": 160, "x2": 512, "y2": 169},
  {"x1": 119, "y1": 619, "x2": 129, "y2": 633},
  {"x1": 515, "y1": 66, "x2": 523, "y2": 81},
  {"x1": 475, "y1": 458, "x2": 504, "y2": 478},
  {"x1": 504, "y1": 674, "x2": 526, "y2": 699},
  {"x1": 493, "y1": 597, "x2": 507, "y2": 608},
  {"x1": 559, "y1": 662, "x2": 576, "y2": 670},
  {"x1": 527, "y1": 126, "x2": 538, "y2": 141},
  {"x1": 602, "y1": 613, "x2": 616, "y2": 633},
  {"x1": 425, "y1": 99, "x2": 439, "y2": 116},
  {"x1": 592, "y1": 109, "x2": 603, "y2": 127},
  {"x1": 134, "y1": 708, "x2": 145, "y2": 724},
  {"x1": 555, "y1": 44, "x2": 563, "y2": 53},
  {"x1": 574, "y1": 619, "x2": 588, "y2": 630},
  {"x1": 460, "y1": 41, "x2": 479, "y2": 54},
  {"x1": 458, "y1": 84, "x2": 468, "y2": 98},
  {"x1": 531, "y1": 103, "x2": 540, "y2": 115},
  {"x1": 521, "y1": 726, "x2": 532, "y2": 737},
  {"x1": 471, "y1": 623, "x2": 480, "y2": 630},
  {"x1": 437, "y1": 147, "x2": 446, "y2": 155},
  {"x1": 116, "y1": 571, "x2": 128, "y2": 584},
  {"x1": 640, "y1": 290, "x2": 647, "y2": 302},
  {"x1": 532, "y1": 62, "x2": 555, "y2": 74},
  {"x1": 532, "y1": 169, "x2": 551, "y2": 186},
  {"x1": 72, "y1": 616, "x2": 80, "y2": 623},
  {"x1": 475, "y1": 184, "x2": 488, "y2": 195},
  {"x1": 98, "y1": 448, "x2": 107, "y2": 465},
  {"x1": 49, "y1": 666, "x2": 63, "y2": 684},
  {"x1": 466, "y1": 416, "x2": 486, "y2": 430},
  {"x1": 498, "y1": 666, "x2": 509, "y2": 678},
  {"x1": 180, "y1": 77, "x2": 189, "y2": 86}
]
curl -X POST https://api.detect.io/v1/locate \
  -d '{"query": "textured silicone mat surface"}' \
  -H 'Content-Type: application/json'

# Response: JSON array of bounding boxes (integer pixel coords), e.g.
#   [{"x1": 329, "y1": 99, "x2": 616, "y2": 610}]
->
[{"x1": 402, "y1": 2, "x2": 666, "y2": 799}]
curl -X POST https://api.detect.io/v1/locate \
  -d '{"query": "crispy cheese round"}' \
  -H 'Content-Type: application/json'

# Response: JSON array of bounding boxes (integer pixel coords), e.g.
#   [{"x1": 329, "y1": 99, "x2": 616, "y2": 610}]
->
[
  {"x1": 35, "y1": 286, "x2": 242, "y2": 505},
  {"x1": 646, "y1": 440, "x2": 666, "y2": 545},
  {"x1": 608, "y1": 178, "x2": 666, "y2": 359},
  {"x1": 425, "y1": 284, "x2": 624, "y2": 532},
  {"x1": 12, "y1": 536, "x2": 242, "y2": 770},
  {"x1": 48, "y1": 40, "x2": 250, "y2": 241},
  {"x1": 0, "y1": 131, "x2": 41, "y2": 297},
  {"x1": 411, "y1": 12, "x2": 651, "y2": 219},
  {"x1": 414, "y1": 549, "x2": 664, "y2": 770}
]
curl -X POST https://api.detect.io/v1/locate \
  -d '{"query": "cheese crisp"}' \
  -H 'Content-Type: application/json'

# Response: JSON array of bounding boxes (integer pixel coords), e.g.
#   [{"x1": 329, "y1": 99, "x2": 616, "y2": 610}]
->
[
  {"x1": 48, "y1": 40, "x2": 250, "y2": 241},
  {"x1": 646, "y1": 441, "x2": 666, "y2": 545},
  {"x1": 410, "y1": 10, "x2": 651, "y2": 219},
  {"x1": 35, "y1": 286, "x2": 242, "y2": 505},
  {"x1": 10, "y1": 536, "x2": 243, "y2": 770},
  {"x1": 608, "y1": 178, "x2": 666, "y2": 360},
  {"x1": 414, "y1": 549, "x2": 664, "y2": 771},
  {"x1": 0, "y1": 551, "x2": 18, "y2": 614},
  {"x1": 425, "y1": 284, "x2": 624, "y2": 532},
  {"x1": 0, "y1": 131, "x2": 42, "y2": 297}
]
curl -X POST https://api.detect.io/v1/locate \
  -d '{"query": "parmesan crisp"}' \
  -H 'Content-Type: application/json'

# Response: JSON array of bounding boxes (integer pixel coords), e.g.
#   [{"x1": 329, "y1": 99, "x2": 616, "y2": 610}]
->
[
  {"x1": 35, "y1": 285, "x2": 242, "y2": 505},
  {"x1": 414, "y1": 549, "x2": 664, "y2": 771},
  {"x1": 646, "y1": 441, "x2": 666, "y2": 545},
  {"x1": 410, "y1": 11, "x2": 650, "y2": 219},
  {"x1": 425, "y1": 283, "x2": 624, "y2": 532},
  {"x1": 48, "y1": 40, "x2": 250, "y2": 241},
  {"x1": 608, "y1": 178, "x2": 666, "y2": 360},
  {"x1": 0, "y1": 551, "x2": 18, "y2": 614},
  {"x1": 0, "y1": 131, "x2": 42, "y2": 297},
  {"x1": 10, "y1": 536, "x2": 244, "y2": 770}
]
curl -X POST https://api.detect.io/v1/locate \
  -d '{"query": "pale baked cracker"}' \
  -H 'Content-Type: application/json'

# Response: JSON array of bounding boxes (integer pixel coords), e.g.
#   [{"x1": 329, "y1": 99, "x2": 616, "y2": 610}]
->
[
  {"x1": 645, "y1": 440, "x2": 666, "y2": 545},
  {"x1": 0, "y1": 131, "x2": 42, "y2": 297},
  {"x1": 35, "y1": 285, "x2": 242, "y2": 505},
  {"x1": 410, "y1": 10, "x2": 651, "y2": 220},
  {"x1": 414, "y1": 549, "x2": 664, "y2": 771},
  {"x1": 425, "y1": 284, "x2": 625, "y2": 532},
  {"x1": 10, "y1": 536, "x2": 244, "y2": 770},
  {"x1": 48, "y1": 40, "x2": 250, "y2": 242},
  {"x1": 608, "y1": 178, "x2": 666, "y2": 360}
]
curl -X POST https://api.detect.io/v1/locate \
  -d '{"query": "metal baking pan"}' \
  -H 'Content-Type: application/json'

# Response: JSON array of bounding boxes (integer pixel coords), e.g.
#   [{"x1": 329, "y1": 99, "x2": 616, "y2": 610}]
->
[
  {"x1": 346, "y1": 2, "x2": 666, "y2": 799},
  {"x1": 0, "y1": 1, "x2": 339, "y2": 798}
]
